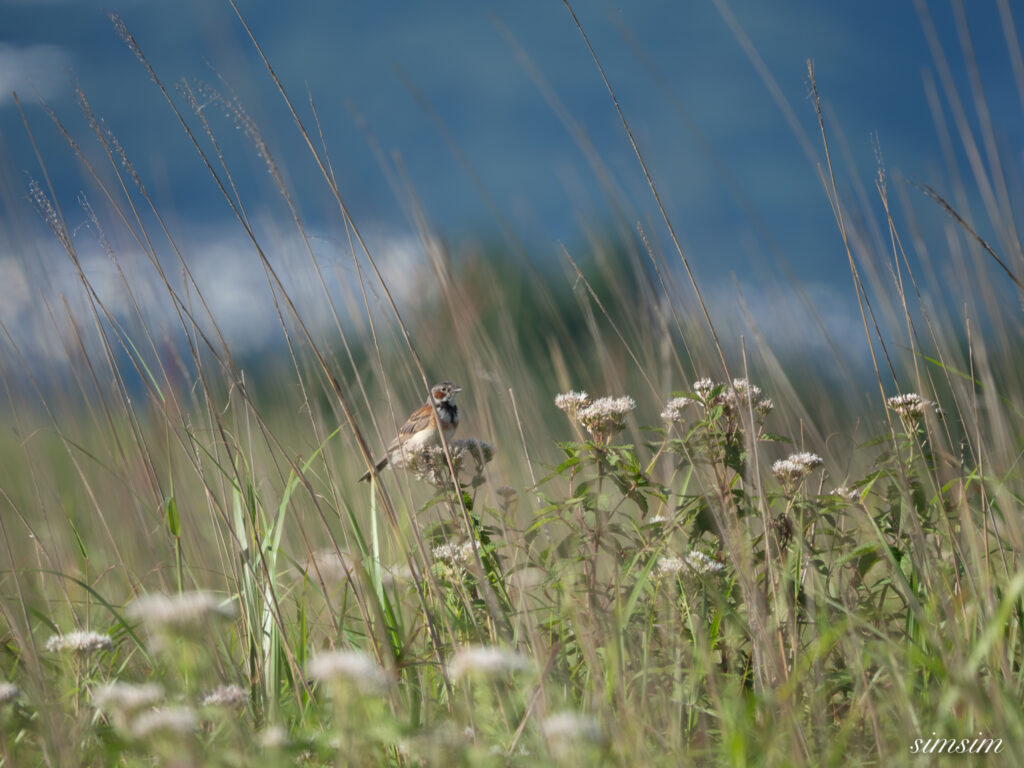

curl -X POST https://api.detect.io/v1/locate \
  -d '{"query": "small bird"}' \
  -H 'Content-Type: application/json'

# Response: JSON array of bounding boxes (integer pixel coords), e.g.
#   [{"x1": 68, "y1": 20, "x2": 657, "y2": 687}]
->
[{"x1": 358, "y1": 381, "x2": 462, "y2": 482}]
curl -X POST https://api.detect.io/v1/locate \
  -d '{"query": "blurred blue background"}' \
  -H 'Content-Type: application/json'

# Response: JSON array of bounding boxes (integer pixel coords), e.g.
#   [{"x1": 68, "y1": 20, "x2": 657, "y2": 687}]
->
[{"x1": 0, "y1": 0, "x2": 1020, "y2": 366}]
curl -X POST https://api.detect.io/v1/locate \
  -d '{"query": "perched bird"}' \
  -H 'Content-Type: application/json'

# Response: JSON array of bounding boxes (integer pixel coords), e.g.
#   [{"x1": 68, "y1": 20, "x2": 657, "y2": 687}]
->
[{"x1": 358, "y1": 382, "x2": 462, "y2": 482}]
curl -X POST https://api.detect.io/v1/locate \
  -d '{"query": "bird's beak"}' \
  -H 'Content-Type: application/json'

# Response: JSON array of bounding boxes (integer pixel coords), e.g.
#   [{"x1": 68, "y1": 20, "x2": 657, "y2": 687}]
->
[{"x1": 453, "y1": 385, "x2": 463, "y2": 392}]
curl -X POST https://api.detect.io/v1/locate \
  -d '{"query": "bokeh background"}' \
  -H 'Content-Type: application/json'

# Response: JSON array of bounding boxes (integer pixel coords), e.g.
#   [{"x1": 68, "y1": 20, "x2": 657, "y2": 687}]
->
[{"x1": 2, "y1": 0, "x2": 1020, "y2": 380}]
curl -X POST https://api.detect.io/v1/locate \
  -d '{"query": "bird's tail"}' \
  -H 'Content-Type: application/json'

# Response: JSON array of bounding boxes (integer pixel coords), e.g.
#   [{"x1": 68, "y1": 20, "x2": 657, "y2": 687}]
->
[{"x1": 358, "y1": 457, "x2": 389, "y2": 483}]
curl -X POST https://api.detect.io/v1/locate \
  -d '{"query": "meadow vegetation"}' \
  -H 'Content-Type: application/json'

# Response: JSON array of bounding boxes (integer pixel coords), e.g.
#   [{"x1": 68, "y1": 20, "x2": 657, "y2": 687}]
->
[{"x1": 2, "y1": 3, "x2": 1024, "y2": 766}]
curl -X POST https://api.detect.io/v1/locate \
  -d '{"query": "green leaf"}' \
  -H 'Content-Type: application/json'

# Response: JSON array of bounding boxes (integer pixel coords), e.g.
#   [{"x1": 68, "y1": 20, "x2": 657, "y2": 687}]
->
[{"x1": 165, "y1": 495, "x2": 180, "y2": 537}]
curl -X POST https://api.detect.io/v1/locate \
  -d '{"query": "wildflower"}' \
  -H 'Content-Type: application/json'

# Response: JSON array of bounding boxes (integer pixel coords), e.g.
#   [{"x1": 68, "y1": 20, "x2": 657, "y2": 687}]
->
[
  {"x1": 692, "y1": 378, "x2": 716, "y2": 400},
  {"x1": 93, "y1": 682, "x2": 165, "y2": 715},
  {"x1": 259, "y1": 725, "x2": 289, "y2": 749},
  {"x1": 648, "y1": 513, "x2": 670, "y2": 525},
  {"x1": 403, "y1": 444, "x2": 461, "y2": 486},
  {"x1": 448, "y1": 645, "x2": 531, "y2": 680},
  {"x1": 200, "y1": 684, "x2": 249, "y2": 708},
  {"x1": 128, "y1": 591, "x2": 236, "y2": 635},
  {"x1": 403, "y1": 438, "x2": 493, "y2": 487},
  {"x1": 653, "y1": 555, "x2": 686, "y2": 579},
  {"x1": 887, "y1": 393, "x2": 933, "y2": 422},
  {"x1": 660, "y1": 397, "x2": 688, "y2": 424},
  {"x1": 790, "y1": 452, "x2": 823, "y2": 470},
  {"x1": 685, "y1": 550, "x2": 725, "y2": 575},
  {"x1": 130, "y1": 706, "x2": 198, "y2": 739},
  {"x1": 731, "y1": 378, "x2": 763, "y2": 406},
  {"x1": 0, "y1": 682, "x2": 20, "y2": 705},
  {"x1": 433, "y1": 541, "x2": 476, "y2": 581},
  {"x1": 831, "y1": 487, "x2": 861, "y2": 503},
  {"x1": 578, "y1": 396, "x2": 635, "y2": 443},
  {"x1": 555, "y1": 391, "x2": 590, "y2": 421},
  {"x1": 306, "y1": 649, "x2": 391, "y2": 694},
  {"x1": 755, "y1": 398, "x2": 774, "y2": 416},
  {"x1": 450, "y1": 438, "x2": 496, "y2": 476},
  {"x1": 45, "y1": 630, "x2": 113, "y2": 655},
  {"x1": 772, "y1": 452, "x2": 823, "y2": 490},
  {"x1": 540, "y1": 711, "x2": 603, "y2": 751}
]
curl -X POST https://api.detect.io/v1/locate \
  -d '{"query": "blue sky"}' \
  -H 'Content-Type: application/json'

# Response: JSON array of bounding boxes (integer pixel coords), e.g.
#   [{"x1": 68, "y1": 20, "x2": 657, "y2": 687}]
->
[{"x1": 1, "y1": 1, "x2": 1021, "y2": 362}]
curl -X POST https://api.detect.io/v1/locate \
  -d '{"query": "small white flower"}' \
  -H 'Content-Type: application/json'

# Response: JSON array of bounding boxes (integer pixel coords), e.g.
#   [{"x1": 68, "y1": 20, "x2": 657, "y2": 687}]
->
[
  {"x1": 93, "y1": 682, "x2": 164, "y2": 714},
  {"x1": 685, "y1": 550, "x2": 725, "y2": 575},
  {"x1": 448, "y1": 645, "x2": 531, "y2": 680},
  {"x1": 660, "y1": 397, "x2": 689, "y2": 423},
  {"x1": 0, "y1": 682, "x2": 20, "y2": 705},
  {"x1": 128, "y1": 591, "x2": 235, "y2": 634},
  {"x1": 200, "y1": 684, "x2": 249, "y2": 708},
  {"x1": 306, "y1": 649, "x2": 391, "y2": 694},
  {"x1": 131, "y1": 706, "x2": 198, "y2": 739},
  {"x1": 755, "y1": 397, "x2": 774, "y2": 416},
  {"x1": 45, "y1": 630, "x2": 113, "y2": 655},
  {"x1": 648, "y1": 513, "x2": 670, "y2": 525}
]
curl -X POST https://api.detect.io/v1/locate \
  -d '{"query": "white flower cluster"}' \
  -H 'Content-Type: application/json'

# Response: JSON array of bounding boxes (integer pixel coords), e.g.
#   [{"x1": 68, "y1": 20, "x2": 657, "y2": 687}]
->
[
  {"x1": 130, "y1": 707, "x2": 198, "y2": 739},
  {"x1": 45, "y1": 630, "x2": 113, "y2": 655},
  {"x1": 403, "y1": 439, "x2": 495, "y2": 487},
  {"x1": 579, "y1": 396, "x2": 635, "y2": 441},
  {"x1": 831, "y1": 486, "x2": 861, "y2": 503},
  {"x1": 201, "y1": 684, "x2": 249, "y2": 708},
  {"x1": 692, "y1": 378, "x2": 773, "y2": 418},
  {"x1": 93, "y1": 682, "x2": 165, "y2": 715},
  {"x1": 448, "y1": 645, "x2": 531, "y2": 680},
  {"x1": 660, "y1": 397, "x2": 689, "y2": 424},
  {"x1": 0, "y1": 682, "x2": 20, "y2": 705},
  {"x1": 653, "y1": 555, "x2": 686, "y2": 579},
  {"x1": 771, "y1": 452, "x2": 824, "y2": 488},
  {"x1": 653, "y1": 551, "x2": 725, "y2": 580},
  {"x1": 540, "y1": 711, "x2": 603, "y2": 756},
  {"x1": 685, "y1": 550, "x2": 725, "y2": 575},
  {"x1": 128, "y1": 591, "x2": 236, "y2": 635},
  {"x1": 306, "y1": 649, "x2": 392, "y2": 694},
  {"x1": 556, "y1": 391, "x2": 636, "y2": 442},
  {"x1": 554, "y1": 391, "x2": 590, "y2": 418},
  {"x1": 432, "y1": 540, "x2": 476, "y2": 581},
  {"x1": 886, "y1": 393, "x2": 934, "y2": 422}
]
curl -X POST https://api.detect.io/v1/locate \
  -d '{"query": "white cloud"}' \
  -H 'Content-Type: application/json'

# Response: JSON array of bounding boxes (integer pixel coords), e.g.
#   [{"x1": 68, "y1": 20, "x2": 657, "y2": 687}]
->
[{"x1": 0, "y1": 43, "x2": 72, "y2": 106}]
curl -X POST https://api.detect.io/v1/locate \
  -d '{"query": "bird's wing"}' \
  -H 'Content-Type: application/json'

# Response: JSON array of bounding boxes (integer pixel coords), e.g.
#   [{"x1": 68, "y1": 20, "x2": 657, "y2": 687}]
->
[{"x1": 386, "y1": 403, "x2": 435, "y2": 452}]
